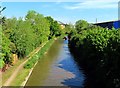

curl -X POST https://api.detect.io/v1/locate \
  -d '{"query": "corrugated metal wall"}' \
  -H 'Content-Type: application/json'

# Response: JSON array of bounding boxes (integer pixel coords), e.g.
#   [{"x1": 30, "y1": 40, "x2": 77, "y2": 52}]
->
[
  {"x1": 94, "y1": 20, "x2": 120, "y2": 29},
  {"x1": 113, "y1": 20, "x2": 120, "y2": 29}
]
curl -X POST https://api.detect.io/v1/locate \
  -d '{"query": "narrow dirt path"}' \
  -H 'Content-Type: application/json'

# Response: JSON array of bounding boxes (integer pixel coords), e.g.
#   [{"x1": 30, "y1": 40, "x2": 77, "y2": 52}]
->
[{"x1": 3, "y1": 42, "x2": 47, "y2": 86}]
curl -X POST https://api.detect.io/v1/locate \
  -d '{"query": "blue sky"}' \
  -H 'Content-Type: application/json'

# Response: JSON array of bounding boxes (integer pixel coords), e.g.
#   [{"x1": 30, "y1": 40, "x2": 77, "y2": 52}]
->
[{"x1": 2, "y1": 1, "x2": 120, "y2": 24}]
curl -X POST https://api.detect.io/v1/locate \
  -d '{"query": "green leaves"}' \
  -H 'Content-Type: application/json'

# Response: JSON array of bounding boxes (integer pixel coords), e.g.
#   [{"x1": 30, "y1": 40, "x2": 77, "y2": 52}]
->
[
  {"x1": 69, "y1": 20, "x2": 120, "y2": 88},
  {"x1": 71, "y1": 26, "x2": 119, "y2": 53},
  {"x1": 2, "y1": 10, "x2": 61, "y2": 67},
  {"x1": 46, "y1": 16, "x2": 62, "y2": 39},
  {"x1": 24, "y1": 39, "x2": 54, "y2": 69},
  {"x1": 75, "y1": 20, "x2": 89, "y2": 33},
  {"x1": 4, "y1": 10, "x2": 51, "y2": 58},
  {"x1": 0, "y1": 59, "x2": 5, "y2": 68},
  {"x1": 1, "y1": 33, "x2": 11, "y2": 64}
]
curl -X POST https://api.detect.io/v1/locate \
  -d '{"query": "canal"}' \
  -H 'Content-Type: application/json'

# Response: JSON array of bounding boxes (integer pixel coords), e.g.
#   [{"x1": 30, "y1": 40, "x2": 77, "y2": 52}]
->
[{"x1": 25, "y1": 38, "x2": 86, "y2": 87}]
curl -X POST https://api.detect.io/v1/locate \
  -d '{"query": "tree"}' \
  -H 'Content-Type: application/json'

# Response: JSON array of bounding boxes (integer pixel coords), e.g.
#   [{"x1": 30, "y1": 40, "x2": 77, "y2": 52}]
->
[
  {"x1": 75, "y1": 20, "x2": 89, "y2": 33},
  {"x1": 26, "y1": 10, "x2": 50, "y2": 45},
  {"x1": 11, "y1": 18, "x2": 36, "y2": 57},
  {"x1": 46, "y1": 16, "x2": 62, "y2": 39},
  {"x1": 2, "y1": 33, "x2": 11, "y2": 64},
  {"x1": 64, "y1": 23, "x2": 74, "y2": 34},
  {"x1": 1, "y1": 10, "x2": 61, "y2": 66}
]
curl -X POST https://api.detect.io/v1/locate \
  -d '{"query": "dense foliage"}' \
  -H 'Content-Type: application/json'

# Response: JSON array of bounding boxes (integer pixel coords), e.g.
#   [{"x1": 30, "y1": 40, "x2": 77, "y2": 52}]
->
[
  {"x1": 45, "y1": 16, "x2": 62, "y2": 39},
  {"x1": 1, "y1": 10, "x2": 62, "y2": 68},
  {"x1": 64, "y1": 23, "x2": 74, "y2": 34},
  {"x1": 75, "y1": 20, "x2": 89, "y2": 33},
  {"x1": 69, "y1": 20, "x2": 120, "y2": 88}
]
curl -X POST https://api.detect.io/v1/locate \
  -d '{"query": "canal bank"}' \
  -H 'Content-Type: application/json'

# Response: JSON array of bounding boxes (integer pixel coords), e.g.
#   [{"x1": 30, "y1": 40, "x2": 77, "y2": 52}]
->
[
  {"x1": 5, "y1": 39, "x2": 55, "y2": 86},
  {"x1": 2, "y1": 41, "x2": 48, "y2": 86},
  {"x1": 25, "y1": 38, "x2": 86, "y2": 87},
  {"x1": 21, "y1": 39, "x2": 55, "y2": 86}
]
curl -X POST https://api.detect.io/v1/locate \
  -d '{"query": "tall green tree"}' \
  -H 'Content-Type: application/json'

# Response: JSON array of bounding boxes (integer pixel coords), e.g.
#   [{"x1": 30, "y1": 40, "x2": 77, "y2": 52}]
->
[
  {"x1": 26, "y1": 10, "x2": 50, "y2": 45},
  {"x1": 1, "y1": 10, "x2": 62, "y2": 66},
  {"x1": 2, "y1": 33, "x2": 11, "y2": 64},
  {"x1": 64, "y1": 23, "x2": 74, "y2": 34},
  {"x1": 46, "y1": 16, "x2": 62, "y2": 39},
  {"x1": 75, "y1": 20, "x2": 89, "y2": 33}
]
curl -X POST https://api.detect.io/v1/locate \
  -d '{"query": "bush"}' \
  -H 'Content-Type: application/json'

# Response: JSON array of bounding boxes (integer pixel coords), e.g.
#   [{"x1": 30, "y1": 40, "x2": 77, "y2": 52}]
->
[
  {"x1": 69, "y1": 21, "x2": 120, "y2": 88},
  {"x1": 0, "y1": 59, "x2": 5, "y2": 68}
]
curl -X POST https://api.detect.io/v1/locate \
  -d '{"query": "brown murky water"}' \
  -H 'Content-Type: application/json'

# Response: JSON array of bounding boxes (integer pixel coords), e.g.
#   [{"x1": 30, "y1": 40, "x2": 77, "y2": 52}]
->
[{"x1": 25, "y1": 39, "x2": 85, "y2": 87}]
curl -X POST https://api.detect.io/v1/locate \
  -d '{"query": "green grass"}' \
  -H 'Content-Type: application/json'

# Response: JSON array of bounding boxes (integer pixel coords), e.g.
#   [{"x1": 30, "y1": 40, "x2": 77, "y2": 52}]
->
[
  {"x1": 10, "y1": 39, "x2": 55, "y2": 86},
  {"x1": 10, "y1": 69, "x2": 30, "y2": 86},
  {"x1": 2, "y1": 59, "x2": 26, "y2": 85}
]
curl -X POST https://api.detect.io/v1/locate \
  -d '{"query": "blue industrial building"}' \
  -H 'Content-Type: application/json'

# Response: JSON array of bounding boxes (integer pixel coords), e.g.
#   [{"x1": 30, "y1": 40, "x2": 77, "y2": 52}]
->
[
  {"x1": 94, "y1": 20, "x2": 120, "y2": 29},
  {"x1": 118, "y1": 1, "x2": 120, "y2": 20}
]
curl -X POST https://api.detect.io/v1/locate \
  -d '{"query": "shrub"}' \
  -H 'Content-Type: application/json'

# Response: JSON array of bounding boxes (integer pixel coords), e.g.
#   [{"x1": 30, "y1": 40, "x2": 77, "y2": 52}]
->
[{"x1": 69, "y1": 24, "x2": 120, "y2": 88}]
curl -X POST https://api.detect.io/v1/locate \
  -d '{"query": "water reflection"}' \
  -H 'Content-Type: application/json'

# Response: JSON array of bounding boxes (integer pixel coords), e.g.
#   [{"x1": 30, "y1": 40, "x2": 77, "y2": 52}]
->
[
  {"x1": 26, "y1": 39, "x2": 85, "y2": 87},
  {"x1": 26, "y1": 39, "x2": 63, "y2": 86},
  {"x1": 58, "y1": 40, "x2": 85, "y2": 88}
]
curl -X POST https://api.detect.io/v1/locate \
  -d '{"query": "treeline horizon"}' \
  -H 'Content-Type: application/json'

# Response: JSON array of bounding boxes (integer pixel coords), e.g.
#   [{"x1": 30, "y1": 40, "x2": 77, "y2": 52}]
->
[{"x1": 1, "y1": 10, "x2": 64, "y2": 68}]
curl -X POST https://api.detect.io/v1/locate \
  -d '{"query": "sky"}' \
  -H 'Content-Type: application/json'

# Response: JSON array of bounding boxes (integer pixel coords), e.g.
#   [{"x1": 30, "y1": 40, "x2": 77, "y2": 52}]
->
[{"x1": 1, "y1": 0, "x2": 120, "y2": 24}]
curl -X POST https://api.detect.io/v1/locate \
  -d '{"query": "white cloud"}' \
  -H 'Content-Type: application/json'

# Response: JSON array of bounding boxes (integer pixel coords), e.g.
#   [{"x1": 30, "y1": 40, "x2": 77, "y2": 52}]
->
[{"x1": 63, "y1": 0, "x2": 119, "y2": 10}]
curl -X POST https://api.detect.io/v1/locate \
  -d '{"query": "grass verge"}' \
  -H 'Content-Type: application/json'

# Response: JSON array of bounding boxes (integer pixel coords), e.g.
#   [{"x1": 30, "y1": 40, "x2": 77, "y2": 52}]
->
[
  {"x1": 2, "y1": 59, "x2": 26, "y2": 84},
  {"x1": 10, "y1": 39, "x2": 55, "y2": 86}
]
